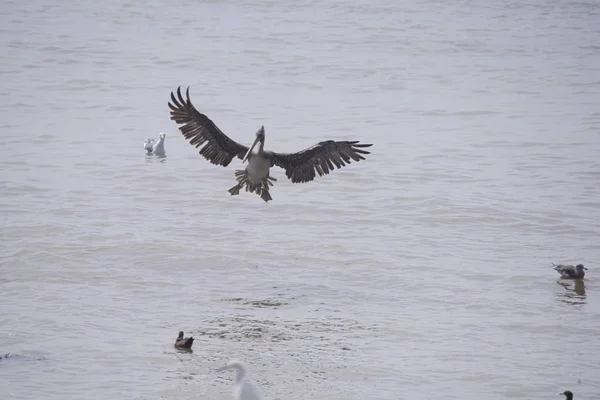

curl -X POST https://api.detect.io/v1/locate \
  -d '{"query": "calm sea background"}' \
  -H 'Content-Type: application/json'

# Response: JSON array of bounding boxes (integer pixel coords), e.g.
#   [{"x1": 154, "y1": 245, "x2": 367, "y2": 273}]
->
[{"x1": 1, "y1": 0, "x2": 599, "y2": 399}]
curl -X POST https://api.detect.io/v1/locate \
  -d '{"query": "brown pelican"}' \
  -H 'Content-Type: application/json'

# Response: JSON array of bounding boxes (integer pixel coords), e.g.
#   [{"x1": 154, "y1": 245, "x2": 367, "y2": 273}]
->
[{"x1": 168, "y1": 86, "x2": 373, "y2": 202}]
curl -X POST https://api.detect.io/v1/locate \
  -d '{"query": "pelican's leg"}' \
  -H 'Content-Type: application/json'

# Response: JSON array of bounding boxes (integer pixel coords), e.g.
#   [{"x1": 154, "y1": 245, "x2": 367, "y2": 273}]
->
[
  {"x1": 254, "y1": 180, "x2": 270, "y2": 202},
  {"x1": 228, "y1": 183, "x2": 242, "y2": 196},
  {"x1": 260, "y1": 187, "x2": 272, "y2": 202}
]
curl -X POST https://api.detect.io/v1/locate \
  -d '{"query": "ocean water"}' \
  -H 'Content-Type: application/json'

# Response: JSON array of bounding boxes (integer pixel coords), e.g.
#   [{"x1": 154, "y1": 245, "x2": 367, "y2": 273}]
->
[{"x1": 1, "y1": 0, "x2": 599, "y2": 399}]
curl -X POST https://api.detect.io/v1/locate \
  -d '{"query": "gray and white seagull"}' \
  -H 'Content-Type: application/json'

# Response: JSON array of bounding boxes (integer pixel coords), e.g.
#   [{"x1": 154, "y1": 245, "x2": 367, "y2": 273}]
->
[
  {"x1": 168, "y1": 86, "x2": 373, "y2": 202},
  {"x1": 144, "y1": 132, "x2": 166, "y2": 156},
  {"x1": 553, "y1": 263, "x2": 588, "y2": 279}
]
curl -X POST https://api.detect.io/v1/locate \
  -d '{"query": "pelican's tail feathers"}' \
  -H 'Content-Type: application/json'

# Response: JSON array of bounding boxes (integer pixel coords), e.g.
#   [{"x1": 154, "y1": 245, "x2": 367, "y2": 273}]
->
[{"x1": 230, "y1": 170, "x2": 274, "y2": 202}]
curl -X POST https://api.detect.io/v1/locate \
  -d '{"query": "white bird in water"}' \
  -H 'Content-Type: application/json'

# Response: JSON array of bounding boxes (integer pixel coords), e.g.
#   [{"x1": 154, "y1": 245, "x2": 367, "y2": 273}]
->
[
  {"x1": 217, "y1": 359, "x2": 264, "y2": 400},
  {"x1": 553, "y1": 263, "x2": 588, "y2": 279},
  {"x1": 144, "y1": 132, "x2": 166, "y2": 156}
]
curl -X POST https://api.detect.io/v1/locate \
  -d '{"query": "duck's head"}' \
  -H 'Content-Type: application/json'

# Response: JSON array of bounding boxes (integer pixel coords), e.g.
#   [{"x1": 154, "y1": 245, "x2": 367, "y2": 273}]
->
[
  {"x1": 159, "y1": 132, "x2": 166, "y2": 140},
  {"x1": 576, "y1": 264, "x2": 587, "y2": 270},
  {"x1": 560, "y1": 390, "x2": 573, "y2": 400}
]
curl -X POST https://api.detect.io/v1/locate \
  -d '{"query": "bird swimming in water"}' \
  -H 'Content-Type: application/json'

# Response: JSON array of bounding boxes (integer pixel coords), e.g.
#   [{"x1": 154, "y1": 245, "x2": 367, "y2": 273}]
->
[
  {"x1": 553, "y1": 263, "x2": 588, "y2": 279},
  {"x1": 217, "y1": 359, "x2": 263, "y2": 400},
  {"x1": 168, "y1": 86, "x2": 373, "y2": 202},
  {"x1": 174, "y1": 331, "x2": 194, "y2": 350},
  {"x1": 144, "y1": 133, "x2": 166, "y2": 156},
  {"x1": 560, "y1": 390, "x2": 574, "y2": 400}
]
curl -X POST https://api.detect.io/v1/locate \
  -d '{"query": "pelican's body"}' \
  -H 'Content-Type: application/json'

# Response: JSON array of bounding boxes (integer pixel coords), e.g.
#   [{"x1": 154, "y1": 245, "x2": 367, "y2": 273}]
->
[
  {"x1": 553, "y1": 263, "x2": 587, "y2": 279},
  {"x1": 246, "y1": 152, "x2": 271, "y2": 182},
  {"x1": 168, "y1": 86, "x2": 373, "y2": 202},
  {"x1": 217, "y1": 360, "x2": 263, "y2": 400},
  {"x1": 144, "y1": 133, "x2": 166, "y2": 156}
]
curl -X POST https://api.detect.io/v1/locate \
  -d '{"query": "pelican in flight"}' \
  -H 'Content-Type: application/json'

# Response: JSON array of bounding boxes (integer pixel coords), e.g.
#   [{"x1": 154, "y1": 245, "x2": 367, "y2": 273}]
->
[{"x1": 168, "y1": 86, "x2": 373, "y2": 202}]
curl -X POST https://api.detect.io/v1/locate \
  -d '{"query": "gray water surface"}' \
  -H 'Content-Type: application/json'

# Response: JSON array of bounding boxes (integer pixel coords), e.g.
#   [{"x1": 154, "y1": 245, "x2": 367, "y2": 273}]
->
[{"x1": 1, "y1": 0, "x2": 599, "y2": 399}]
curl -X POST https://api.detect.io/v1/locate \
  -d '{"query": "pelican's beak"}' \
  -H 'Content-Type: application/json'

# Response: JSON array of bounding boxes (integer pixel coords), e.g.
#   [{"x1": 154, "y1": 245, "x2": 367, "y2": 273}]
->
[
  {"x1": 242, "y1": 135, "x2": 261, "y2": 163},
  {"x1": 216, "y1": 365, "x2": 229, "y2": 372},
  {"x1": 583, "y1": 267, "x2": 588, "y2": 270}
]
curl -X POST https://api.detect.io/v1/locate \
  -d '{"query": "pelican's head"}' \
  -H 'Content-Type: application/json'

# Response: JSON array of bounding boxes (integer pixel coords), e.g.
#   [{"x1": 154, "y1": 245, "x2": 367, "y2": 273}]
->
[
  {"x1": 576, "y1": 264, "x2": 587, "y2": 270},
  {"x1": 256, "y1": 125, "x2": 265, "y2": 140},
  {"x1": 242, "y1": 126, "x2": 265, "y2": 163}
]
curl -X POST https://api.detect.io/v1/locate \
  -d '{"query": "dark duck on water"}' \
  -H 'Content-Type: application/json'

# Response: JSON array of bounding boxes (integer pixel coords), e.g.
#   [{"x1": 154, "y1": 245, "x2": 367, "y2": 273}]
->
[
  {"x1": 174, "y1": 331, "x2": 194, "y2": 350},
  {"x1": 553, "y1": 263, "x2": 587, "y2": 279},
  {"x1": 560, "y1": 390, "x2": 574, "y2": 400}
]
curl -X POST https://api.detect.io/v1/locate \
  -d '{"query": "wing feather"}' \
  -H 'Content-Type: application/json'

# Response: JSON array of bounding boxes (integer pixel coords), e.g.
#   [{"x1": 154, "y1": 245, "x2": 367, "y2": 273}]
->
[
  {"x1": 562, "y1": 267, "x2": 576, "y2": 278},
  {"x1": 168, "y1": 86, "x2": 249, "y2": 166},
  {"x1": 266, "y1": 140, "x2": 373, "y2": 183}
]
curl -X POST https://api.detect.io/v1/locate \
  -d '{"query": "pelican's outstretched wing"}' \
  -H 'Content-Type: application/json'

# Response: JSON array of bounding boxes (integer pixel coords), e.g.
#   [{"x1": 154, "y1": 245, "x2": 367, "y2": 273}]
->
[
  {"x1": 168, "y1": 86, "x2": 249, "y2": 166},
  {"x1": 266, "y1": 140, "x2": 373, "y2": 183}
]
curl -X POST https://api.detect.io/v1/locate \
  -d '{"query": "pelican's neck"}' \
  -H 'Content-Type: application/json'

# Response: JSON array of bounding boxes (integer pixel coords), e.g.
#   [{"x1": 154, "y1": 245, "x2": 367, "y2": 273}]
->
[{"x1": 157, "y1": 136, "x2": 164, "y2": 145}]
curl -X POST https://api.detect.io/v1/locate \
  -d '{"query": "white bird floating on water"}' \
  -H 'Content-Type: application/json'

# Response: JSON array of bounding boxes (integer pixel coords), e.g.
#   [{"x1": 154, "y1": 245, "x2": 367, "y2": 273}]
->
[
  {"x1": 553, "y1": 263, "x2": 587, "y2": 279},
  {"x1": 217, "y1": 359, "x2": 264, "y2": 400},
  {"x1": 144, "y1": 132, "x2": 166, "y2": 156}
]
